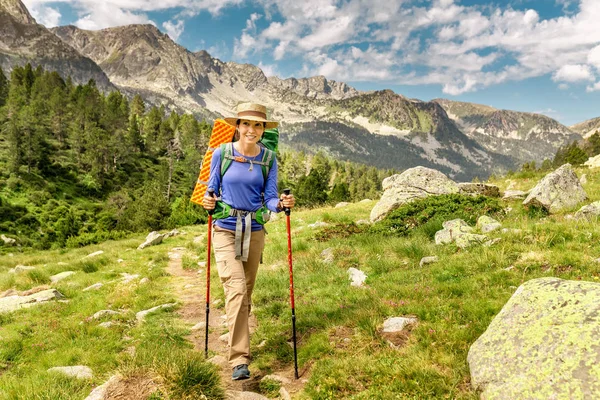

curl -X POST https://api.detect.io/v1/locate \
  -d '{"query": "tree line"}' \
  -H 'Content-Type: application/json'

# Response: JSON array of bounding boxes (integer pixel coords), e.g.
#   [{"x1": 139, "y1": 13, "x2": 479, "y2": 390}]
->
[{"x1": 0, "y1": 64, "x2": 392, "y2": 249}]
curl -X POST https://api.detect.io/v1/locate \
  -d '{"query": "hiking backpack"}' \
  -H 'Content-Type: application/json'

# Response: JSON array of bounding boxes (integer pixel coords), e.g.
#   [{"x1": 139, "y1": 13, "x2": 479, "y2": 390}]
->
[{"x1": 219, "y1": 127, "x2": 279, "y2": 182}]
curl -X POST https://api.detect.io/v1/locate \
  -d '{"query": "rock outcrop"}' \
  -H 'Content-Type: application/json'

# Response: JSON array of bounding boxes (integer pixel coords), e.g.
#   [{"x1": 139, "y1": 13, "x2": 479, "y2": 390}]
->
[
  {"x1": 371, "y1": 167, "x2": 459, "y2": 222},
  {"x1": 522, "y1": 164, "x2": 587, "y2": 213},
  {"x1": 468, "y1": 277, "x2": 600, "y2": 399}
]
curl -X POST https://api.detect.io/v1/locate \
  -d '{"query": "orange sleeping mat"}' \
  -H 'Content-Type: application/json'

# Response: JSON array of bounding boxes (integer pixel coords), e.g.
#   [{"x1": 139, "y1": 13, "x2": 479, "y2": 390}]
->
[{"x1": 190, "y1": 119, "x2": 236, "y2": 206}]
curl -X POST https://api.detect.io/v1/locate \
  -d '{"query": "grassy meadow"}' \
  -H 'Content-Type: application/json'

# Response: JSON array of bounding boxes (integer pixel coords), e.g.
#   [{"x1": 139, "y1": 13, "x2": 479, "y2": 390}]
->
[{"x1": 1, "y1": 165, "x2": 600, "y2": 399}]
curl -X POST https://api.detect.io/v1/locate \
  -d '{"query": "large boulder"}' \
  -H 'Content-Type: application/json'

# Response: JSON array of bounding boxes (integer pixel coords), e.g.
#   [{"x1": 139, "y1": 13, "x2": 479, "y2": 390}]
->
[
  {"x1": 371, "y1": 167, "x2": 459, "y2": 222},
  {"x1": 468, "y1": 278, "x2": 600, "y2": 399},
  {"x1": 523, "y1": 164, "x2": 587, "y2": 213}
]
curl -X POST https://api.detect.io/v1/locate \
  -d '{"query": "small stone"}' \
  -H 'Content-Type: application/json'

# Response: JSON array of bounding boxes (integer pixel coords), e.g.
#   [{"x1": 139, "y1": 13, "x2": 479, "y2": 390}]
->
[
  {"x1": 184, "y1": 284, "x2": 196, "y2": 289},
  {"x1": 136, "y1": 303, "x2": 176, "y2": 322},
  {"x1": 257, "y1": 340, "x2": 267, "y2": 348},
  {"x1": 321, "y1": 248, "x2": 334, "y2": 263},
  {"x1": 419, "y1": 256, "x2": 439, "y2": 267},
  {"x1": 83, "y1": 283, "x2": 103, "y2": 292},
  {"x1": 50, "y1": 271, "x2": 75, "y2": 283},
  {"x1": 120, "y1": 273, "x2": 140, "y2": 284},
  {"x1": 208, "y1": 355, "x2": 228, "y2": 368},
  {"x1": 484, "y1": 238, "x2": 502, "y2": 247},
  {"x1": 308, "y1": 221, "x2": 329, "y2": 228},
  {"x1": 139, "y1": 278, "x2": 150, "y2": 284},
  {"x1": 198, "y1": 261, "x2": 207, "y2": 267},
  {"x1": 117, "y1": 259, "x2": 124, "y2": 263},
  {"x1": 8, "y1": 265, "x2": 35, "y2": 274},
  {"x1": 83, "y1": 251, "x2": 104, "y2": 259},
  {"x1": 335, "y1": 202, "x2": 350, "y2": 208},
  {"x1": 1, "y1": 234, "x2": 16, "y2": 245},
  {"x1": 212, "y1": 299, "x2": 222, "y2": 306},
  {"x1": 262, "y1": 374, "x2": 291, "y2": 385},
  {"x1": 279, "y1": 387, "x2": 292, "y2": 400},
  {"x1": 219, "y1": 333, "x2": 229, "y2": 343},
  {"x1": 191, "y1": 322, "x2": 206, "y2": 330},
  {"x1": 99, "y1": 321, "x2": 115, "y2": 328},
  {"x1": 347, "y1": 267, "x2": 367, "y2": 287},
  {"x1": 356, "y1": 219, "x2": 370, "y2": 225},
  {"x1": 193, "y1": 235, "x2": 206, "y2": 244},
  {"x1": 47, "y1": 366, "x2": 93, "y2": 379},
  {"x1": 382, "y1": 317, "x2": 418, "y2": 333},
  {"x1": 92, "y1": 310, "x2": 120, "y2": 319},
  {"x1": 84, "y1": 374, "x2": 121, "y2": 400}
]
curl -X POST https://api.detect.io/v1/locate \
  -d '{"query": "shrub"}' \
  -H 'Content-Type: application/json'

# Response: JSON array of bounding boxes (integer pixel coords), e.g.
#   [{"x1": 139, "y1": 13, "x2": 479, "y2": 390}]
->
[{"x1": 370, "y1": 194, "x2": 504, "y2": 237}]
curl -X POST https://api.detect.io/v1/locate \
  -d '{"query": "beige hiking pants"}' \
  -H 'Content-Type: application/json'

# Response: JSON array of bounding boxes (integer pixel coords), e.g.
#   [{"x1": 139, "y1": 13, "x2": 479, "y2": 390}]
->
[{"x1": 212, "y1": 225, "x2": 265, "y2": 368}]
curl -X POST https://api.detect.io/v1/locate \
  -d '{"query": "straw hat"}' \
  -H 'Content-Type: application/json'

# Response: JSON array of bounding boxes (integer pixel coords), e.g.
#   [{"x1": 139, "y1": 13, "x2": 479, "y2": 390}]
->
[{"x1": 224, "y1": 102, "x2": 279, "y2": 129}]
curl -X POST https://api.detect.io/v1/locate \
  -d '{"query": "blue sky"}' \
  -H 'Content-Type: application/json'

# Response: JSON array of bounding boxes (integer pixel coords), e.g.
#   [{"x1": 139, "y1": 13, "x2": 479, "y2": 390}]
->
[{"x1": 21, "y1": 0, "x2": 600, "y2": 126}]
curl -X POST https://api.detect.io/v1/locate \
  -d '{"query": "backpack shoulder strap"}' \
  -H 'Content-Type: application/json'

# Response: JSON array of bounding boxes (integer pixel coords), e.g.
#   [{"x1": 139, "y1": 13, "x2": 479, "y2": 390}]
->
[
  {"x1": 260, "y1": 148, "x2": 275, "y2": 183},
  {"x1": 220, "y1": 142, "x2": 234, "y2": 178}
]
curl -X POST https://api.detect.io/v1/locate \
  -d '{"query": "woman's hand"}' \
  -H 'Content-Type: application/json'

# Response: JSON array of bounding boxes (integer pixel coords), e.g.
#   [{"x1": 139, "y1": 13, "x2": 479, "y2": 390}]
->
[
  {"x1": 279, "y1": 193, "x2": 295, "y2": 209},
  {"x1": 203, "y1": 193, "x2": 216, "y2": 210}
]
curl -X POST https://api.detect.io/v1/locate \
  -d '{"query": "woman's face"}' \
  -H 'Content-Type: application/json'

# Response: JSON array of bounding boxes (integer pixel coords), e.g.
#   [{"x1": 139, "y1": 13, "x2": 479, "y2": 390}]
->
[{"x1": 237, "y1": 119, "x2": 265, "y2": 145}]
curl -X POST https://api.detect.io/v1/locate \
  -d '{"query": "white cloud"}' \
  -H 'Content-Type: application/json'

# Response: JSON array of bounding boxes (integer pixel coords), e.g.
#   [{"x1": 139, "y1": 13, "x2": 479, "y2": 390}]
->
[
  {"x1": 162, "y1": 19, "x2": 185, "y2": 41},
  {"x1": 552, "y1": 64, "x2": 595, "y2": 82},
  {"x1": 588, "y1": 45, "x2": 600, "y2": 69},
  {"x1": 587, "y1": 81, "x2": 600, "y2": 92},
  {"x1": 257, "y1": 62, "x2": 279, "y2": 77},
  {"x1": 22, "y1": 1, "x2": 61, "y2": 27}
]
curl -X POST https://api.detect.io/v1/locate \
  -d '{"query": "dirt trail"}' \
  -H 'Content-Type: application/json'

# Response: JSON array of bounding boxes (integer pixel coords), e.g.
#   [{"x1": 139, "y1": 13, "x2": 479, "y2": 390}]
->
[{"x1": 166, "y1": 246, "x2": 307, "y2": 398}]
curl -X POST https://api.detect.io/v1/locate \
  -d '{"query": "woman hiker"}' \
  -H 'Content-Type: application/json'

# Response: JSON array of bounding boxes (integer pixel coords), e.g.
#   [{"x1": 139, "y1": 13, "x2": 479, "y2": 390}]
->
[{"x1": 203, "y1": 102, "x2": 295, "y2": 380}]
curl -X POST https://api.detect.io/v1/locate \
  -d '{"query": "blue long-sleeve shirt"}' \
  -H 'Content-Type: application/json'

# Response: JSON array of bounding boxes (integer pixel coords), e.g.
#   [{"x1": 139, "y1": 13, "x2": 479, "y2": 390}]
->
[{"x1": 207, "y1": 146, "x2": 280, "y2": 232}]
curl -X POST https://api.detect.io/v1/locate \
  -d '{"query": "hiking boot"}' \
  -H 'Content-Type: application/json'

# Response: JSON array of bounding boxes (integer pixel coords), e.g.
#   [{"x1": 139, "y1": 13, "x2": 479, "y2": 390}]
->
[{"x1": 232, "y1": 364, "x2": 250, "y2": 380}]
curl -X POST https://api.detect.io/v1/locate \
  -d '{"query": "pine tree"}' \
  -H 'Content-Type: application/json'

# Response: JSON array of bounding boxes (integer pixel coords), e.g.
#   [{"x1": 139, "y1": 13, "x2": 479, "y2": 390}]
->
[{"x1": 0, "y1": 67, "x2": 8, "y2": 108}]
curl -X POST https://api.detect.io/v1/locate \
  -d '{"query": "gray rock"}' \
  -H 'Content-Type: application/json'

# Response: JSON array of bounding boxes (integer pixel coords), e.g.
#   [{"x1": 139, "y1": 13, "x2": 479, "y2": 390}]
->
[
  {"x1": 226, "y1": 391, "x2": 269, "y2": 400},
  {"x1": 50, "y1": 271, "x2": 75, "y2": 283},
  {"x1": 262, "y1": 374, "x2": 291, "y2": 385},
  {"x1": 138, "y1": 231, "x2": 166, "y2": 249},
  {"x1": 0, "y1": 289, "x2": 65, "y2": 313},
  {"x1": 419, "y1": 256, "x2": 439, "y2": 267},
  {"x1": 580, "y1": 173, "x2": 588, "y2": 185},
  {"x1": 193, "y1": 234, "x2": 206, "y2": 244},
  {"x1": 308, "y1": 221, "x2": 329, "y2": 228},
  {"x1": 372, "y1": 167, "x2": 459, "y2": 222},
  {"x1": 92, "y1": 310, "x2": 120, "y2": 320},
  {"x1": 356, "y1": 219, "x2": 370, "y2": 225},
  {"x1": 136, "y1": 303, "x2": 176, "y2": 322},
  {"x1": 574, "y1": 201, "x2": 600, "y2": 221},
  {"x1": 120, "y1": 273, "x2": 140, "y2": 284},
  {"x1": 477, "y1": 215, "x2": 502, "y2": 233},
  {"x1": 83, "y1": 283, "x2": 103, "y2": 291},
  {"x1": 335, "y1": 202, "x2": 350, "y2": 208},
  {"x1": 208, "y1": 355, "x2": 228, "y2": 368},
  {"x1": 435, "y1": 219, "x2": 487, "y2": 249},
  {"x1": 382, "y1": 317, "x2": 418, "y2": 333},
  {"x1": 468, "y1": 278, "x2": 600, "y2": 399},
  {"x1": 219, "y1": 333, "x2": 230, "y2": 343},
  {"x1": 84, "y1": 374, "x2": 121, "y2": 400},
  {"x1": 98, "y1": 321, "x2": 115, "y2": 328},
  {"x1": 8, "y1": 265, "x2": 35, "y2": 274},
  {"x1": 1, "y1": 234, "x2": 16, "y2": 245},
  {"x1": 458, "y1": 183, "x2": 500, "y2": 197},
  {"x1": 347, "y1": 267, "x2": 367, "y2": 287},
  {"x1": 191, "y1": 322, "x2": 206, "y2": 330},
  {"x1": 164, "y1": 229, "x2": 180, "y2": 238},
  {"x1": 83, "y1": 250, "x2": 104, "y2": 259},
  {"x1": 279, "y1": 387, "x2": 292, "y2": 400},
  {"x1": 321, "y1": 248, "x2": 334, "y2": 263},
  {"x1": 47, "y1": 365, "x2": 93, "y2": 379},
  {"x1": 139, "y1": 277, "x2": 150, "y2": 284},
  {"x1": 502, "y1": 190, "x2": 528, "y2": 200},
  {"x1": 523, "y1": 164, "x2": 588, "y2": 213}
]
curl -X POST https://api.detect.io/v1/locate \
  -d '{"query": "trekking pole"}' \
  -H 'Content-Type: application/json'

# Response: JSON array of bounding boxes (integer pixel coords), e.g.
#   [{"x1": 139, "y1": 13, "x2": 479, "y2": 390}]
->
[
  {"x1": 205, "y1": 188, "x2": 215, "y2": 359},
  {"x1": 283, "y1": 188, "x2": 299, "y2": 379}
]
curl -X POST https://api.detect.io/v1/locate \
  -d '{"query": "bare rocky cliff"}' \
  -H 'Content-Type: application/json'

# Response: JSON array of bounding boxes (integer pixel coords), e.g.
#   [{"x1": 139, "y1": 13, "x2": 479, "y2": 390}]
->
[
  {"x1": 570, "y1": 117, "x2": 600, "y2": 138},
  {"x1": 434, "y1": 99, "x2": 581, "y2": 164},
  {"x1": 0, "y1": 0, "x2": 113, "y2": 91}
]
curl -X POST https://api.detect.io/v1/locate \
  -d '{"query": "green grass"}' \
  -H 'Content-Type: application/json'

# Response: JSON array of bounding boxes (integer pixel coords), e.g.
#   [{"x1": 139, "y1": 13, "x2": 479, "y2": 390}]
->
[{"x1": 2, "y1": 166, "x2": 600, "y2": 398}]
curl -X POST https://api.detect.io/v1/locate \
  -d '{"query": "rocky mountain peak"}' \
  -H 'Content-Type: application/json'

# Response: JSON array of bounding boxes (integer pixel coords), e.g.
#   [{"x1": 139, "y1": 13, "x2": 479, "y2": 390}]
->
[
  {"x1": 225, "y1": 62, "x2": 268, "y2": 91},
  {"x1": 0, "y1": 0, "x2": 36, "y2": 24},
  {"x1": 267, "y1": 75, "x2": 359, "y2": 100}
]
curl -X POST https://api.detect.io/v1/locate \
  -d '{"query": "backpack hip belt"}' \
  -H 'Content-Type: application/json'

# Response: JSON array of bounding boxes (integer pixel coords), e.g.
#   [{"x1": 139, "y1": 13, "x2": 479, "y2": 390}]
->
[{"x1": 213, "y1": 201, "x2": 270, "y2": 262}]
